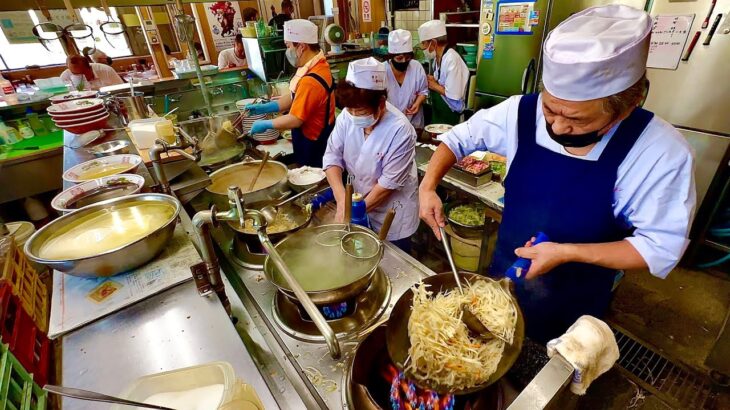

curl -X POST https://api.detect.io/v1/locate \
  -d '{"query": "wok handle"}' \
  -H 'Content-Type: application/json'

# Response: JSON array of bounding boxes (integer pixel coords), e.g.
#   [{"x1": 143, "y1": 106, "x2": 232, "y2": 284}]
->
[
  {"x1": 344, "y1": 181, "x2": 353, "y2": 225},
  {"x1": 257, "y1": 230, "x2": 342, "y2": 360},
  {"x1": 379, "y1": 208, "x2": 396, "y2": 241}
]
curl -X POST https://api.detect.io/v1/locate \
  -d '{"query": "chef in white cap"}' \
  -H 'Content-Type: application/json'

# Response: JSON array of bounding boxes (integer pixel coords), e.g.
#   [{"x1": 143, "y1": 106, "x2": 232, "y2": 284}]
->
[
  {"x1": 322, "y1": 57, "x2": 420, "y2": 252},
  {"x1": 386, "y1": 29, "x2": 429, "y2": 132},
  {"x1": 418, "y1": 20, "x2": 470, "y2": 125},
  {"x1": 419, "y1": 5, "x2": 696, "y2": 343},
  {"x1": 247, "y1": 19, "x2": 335, "y2": 167}
]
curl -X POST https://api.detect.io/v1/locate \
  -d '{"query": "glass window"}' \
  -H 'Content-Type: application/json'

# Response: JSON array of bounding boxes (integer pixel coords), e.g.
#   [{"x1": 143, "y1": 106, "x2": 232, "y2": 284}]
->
[
  {"x1": 75, "y1": 7, "x2": 133, "y2": 59},
  {"x1": 0, "y1": 11, "x2": 67, "y2": 69}
]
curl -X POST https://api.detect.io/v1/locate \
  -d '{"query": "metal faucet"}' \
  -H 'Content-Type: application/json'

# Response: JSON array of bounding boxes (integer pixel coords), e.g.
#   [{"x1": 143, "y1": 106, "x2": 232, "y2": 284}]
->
[
  {"x1": 191, "y1": 186, "x2": 342, "y2": 359},
  {"x1": 149, "y1": 127, "x2": 200, "y2": 194}
]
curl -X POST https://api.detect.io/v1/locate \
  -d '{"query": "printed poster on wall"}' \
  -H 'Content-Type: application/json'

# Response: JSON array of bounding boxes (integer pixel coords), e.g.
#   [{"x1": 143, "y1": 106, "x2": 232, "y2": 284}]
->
[
  {"x1": 204, "y1": 1, "x2": 244, "y2": 52},
  {"x1": 362, "y1": 0, "x2": 372, "y2": 23},
  {"x1": 496, "y1": 1, "x2": 535, "y2": 35},
  {"x1": 0, "y1": 12, "x2": 37, "y2": 44}
]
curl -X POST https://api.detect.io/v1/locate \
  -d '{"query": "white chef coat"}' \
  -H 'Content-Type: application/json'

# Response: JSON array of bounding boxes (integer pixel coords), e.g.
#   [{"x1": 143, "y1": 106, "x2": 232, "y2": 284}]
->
[
  {"x1": 385, "y1": 60, "x2": 429, "y2": 129},
  {"x1": 442, "y1": 94, "x2": 696, "y2": 279},
  {"x1": 217, "y1": 48, "x2": 247, "y2": 69},
  {"x1": 433, "y1": 48, "x2": 470, "y2": 112},
  {"x1": 60, "y1": 63, "x2": 123, "y2": 91},
  {"x1": 322, "y1": 102, "x2": 420, "y2": 241}
]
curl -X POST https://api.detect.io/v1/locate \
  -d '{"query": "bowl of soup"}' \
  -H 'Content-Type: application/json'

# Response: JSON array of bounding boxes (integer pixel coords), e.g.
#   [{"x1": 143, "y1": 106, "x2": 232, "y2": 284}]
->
[
  {"x1": 25, "y1": 194, "x2": 180, "y2": 277},
  {"x1": 63, "y1": 154, "x2": 142, "y2": 183}
]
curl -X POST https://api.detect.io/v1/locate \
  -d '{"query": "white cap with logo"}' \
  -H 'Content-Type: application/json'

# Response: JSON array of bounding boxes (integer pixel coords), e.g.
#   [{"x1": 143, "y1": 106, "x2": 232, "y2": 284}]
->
[
  {"x1": 345, "y1": 57, "x2": 387, "y2": 91},
  {"x1": 542, "y1": 4, "x2": 651, "y2": 101},
  {"x1": 418, "y1": 20, "x2": 447, "y2": 42},
  {"x1": 388, "y1": 29, "x2": 413, "y2": 54},
  {"x1": 284, "y1": 19, "x2": 319, "y2": 44}
]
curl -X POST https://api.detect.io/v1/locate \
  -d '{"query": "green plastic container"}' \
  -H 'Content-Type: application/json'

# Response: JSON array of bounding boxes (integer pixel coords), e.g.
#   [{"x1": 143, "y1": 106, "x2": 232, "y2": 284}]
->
[
  {"x1": 461, "y1": 44, "x2": 478, "y2": 54},
  {"x1": 0, "y1": 345, "x2": 46, "y2": 410}
]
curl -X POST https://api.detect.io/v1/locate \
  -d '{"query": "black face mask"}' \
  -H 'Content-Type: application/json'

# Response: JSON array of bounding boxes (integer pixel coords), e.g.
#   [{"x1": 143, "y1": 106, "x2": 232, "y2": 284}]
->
[
  {"x1": 545, "y1": 121, "x2": 606, "y2": 148},
  {"x1": 391, "y1": 59, "x2": 409, "y2": 72}
]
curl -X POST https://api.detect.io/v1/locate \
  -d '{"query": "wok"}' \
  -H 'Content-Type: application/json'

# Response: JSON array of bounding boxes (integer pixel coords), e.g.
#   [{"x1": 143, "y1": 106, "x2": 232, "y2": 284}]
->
[
  {"x1": 263, "y1": 224, "x2": 384, "y2": 305},
  {"x1": 385, "y1": 272, "x2": 524, "y2": 395}
]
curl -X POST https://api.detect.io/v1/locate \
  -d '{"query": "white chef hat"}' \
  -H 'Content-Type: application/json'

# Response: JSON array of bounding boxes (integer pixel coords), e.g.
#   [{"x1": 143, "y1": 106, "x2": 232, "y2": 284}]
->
[
  {"x1": 542, "y1": 5, "x2": 651, "y2": 101},
  {"x1": 388, "y1": 29, "x2": 413, "y2": 54},
  {"x1": 418, "y1": 20, "x2": 447, "y2": 42},
  {"x1": 345, "y1": 57, "x2": 387, "y2": 90},
  {"x1": 284, "y1": 19, "x2": 319, "y2": 44}
]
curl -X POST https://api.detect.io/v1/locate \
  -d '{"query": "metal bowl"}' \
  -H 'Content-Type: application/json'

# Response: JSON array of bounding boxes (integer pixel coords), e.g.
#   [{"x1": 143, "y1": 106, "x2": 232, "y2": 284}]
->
[
  {"x1": 87, "y1": 140, "x2": 131, "y2": 157},
  {"x1": 444, "y1": 200, "x2": 492, "y2": 239},
  {"x1": 24, "y1": 194, "x2": 180, "y2": 278}
]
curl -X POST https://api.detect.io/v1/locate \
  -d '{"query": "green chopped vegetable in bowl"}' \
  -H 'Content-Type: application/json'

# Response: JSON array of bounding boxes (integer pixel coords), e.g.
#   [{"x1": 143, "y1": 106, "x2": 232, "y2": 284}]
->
[{"x1": 448, "y1": 203, "x2": 486, "y2": 227}]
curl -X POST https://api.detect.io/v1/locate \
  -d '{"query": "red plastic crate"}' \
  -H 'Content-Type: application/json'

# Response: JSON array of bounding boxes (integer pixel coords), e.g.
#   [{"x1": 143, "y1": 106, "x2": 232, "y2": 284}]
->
[{"x1": 0, "y1": 285, "x2": 49, "y2": 387}]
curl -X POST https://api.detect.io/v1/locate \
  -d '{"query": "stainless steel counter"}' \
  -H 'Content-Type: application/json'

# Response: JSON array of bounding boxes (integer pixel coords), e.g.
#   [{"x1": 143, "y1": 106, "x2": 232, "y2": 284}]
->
[{"x1": 57, "y1": 127, "x2": 282, "y2": 409}]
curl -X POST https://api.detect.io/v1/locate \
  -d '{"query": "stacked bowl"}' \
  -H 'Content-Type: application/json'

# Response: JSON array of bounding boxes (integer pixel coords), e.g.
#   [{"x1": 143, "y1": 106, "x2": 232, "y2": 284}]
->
[
  {"x1": 48, "y1": 98, "x2": 109, "y2": 135},
  {"x1": 236, "y1": 98, "x2": 280, "y2": 144}
]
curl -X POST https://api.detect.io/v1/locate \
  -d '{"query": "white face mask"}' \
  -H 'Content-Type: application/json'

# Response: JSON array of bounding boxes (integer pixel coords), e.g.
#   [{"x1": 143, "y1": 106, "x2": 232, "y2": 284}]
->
[
  {"x1": 286, "y1": 45, "x2": 300, "y2": 67},
  {"x1": 349, "y1": 110, "x2": 377, "y2": 129},
  {"x1": 423, "y1": 41, "x2": 436, "y2": 60}
]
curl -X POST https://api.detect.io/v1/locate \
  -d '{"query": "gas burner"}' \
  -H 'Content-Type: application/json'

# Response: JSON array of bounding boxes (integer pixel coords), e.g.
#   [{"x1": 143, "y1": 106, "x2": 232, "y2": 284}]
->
[
  {"x1": 272, "y1": 268, "x2": 391, "y2": 342},
  {"x1": 344, "y1": 326, "x2": 506, "y2": 410},
  {"x1": 230, "y1": 234, "x2": 267, "y2": 270}
]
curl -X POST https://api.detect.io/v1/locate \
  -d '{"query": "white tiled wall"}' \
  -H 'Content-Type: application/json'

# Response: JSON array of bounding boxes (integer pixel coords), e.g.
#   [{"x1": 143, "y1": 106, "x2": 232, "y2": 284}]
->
[{"x1": 385, "y1": 0, "x2": 433, "y2": 40}]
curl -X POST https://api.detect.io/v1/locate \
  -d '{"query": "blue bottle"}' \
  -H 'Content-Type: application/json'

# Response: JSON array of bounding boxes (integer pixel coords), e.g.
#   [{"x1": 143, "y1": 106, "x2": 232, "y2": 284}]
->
[{"x1": 350, "y1": 193, "x2": 370, "y2": 228}]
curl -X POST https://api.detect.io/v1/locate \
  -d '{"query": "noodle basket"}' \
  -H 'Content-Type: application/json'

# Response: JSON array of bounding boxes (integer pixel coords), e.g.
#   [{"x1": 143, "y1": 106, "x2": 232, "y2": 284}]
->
[{"x1": 385, "y1": 272, "x2": 524, "y2": 395}]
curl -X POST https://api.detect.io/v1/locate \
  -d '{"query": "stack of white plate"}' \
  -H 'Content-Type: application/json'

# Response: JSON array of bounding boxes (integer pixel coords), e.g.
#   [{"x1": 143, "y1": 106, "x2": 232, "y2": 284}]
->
[
  {"x1": 251, "y1": 128, "x2": 280, "y2": 144},
  {"x1": 47, "y1": 98, "x2": 110, "y2": 135},
  {"x1": 241, "y1": 112, "x2": 268, "y2": 134}
]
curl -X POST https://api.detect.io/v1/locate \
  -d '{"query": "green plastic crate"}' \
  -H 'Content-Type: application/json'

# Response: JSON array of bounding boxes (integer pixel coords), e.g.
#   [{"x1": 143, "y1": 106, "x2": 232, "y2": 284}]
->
[{"x1": 0, "y1": 345, "x2": 46, "y2": 410}]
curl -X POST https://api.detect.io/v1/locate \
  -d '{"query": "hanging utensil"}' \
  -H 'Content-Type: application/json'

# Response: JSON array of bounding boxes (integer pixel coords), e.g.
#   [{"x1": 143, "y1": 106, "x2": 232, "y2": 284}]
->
[
  {"x1": 98, "y1": 0, "x2": 126, "y2": 47},
  {"x1": 43, "y1": 385, "x2": 176, "y2": 410},
  {"x1": 61, "y1": 0, "x2": 94, "y2": 44},
  {"x1": 31, "y1": 1, "x2": 63, "y2": 52},
  {"x1": 247, "y1": 151, "x2": 270, "y2": 191},
  {"x1": 259, "y1": 183, "x2": 321, "y2": 223}
]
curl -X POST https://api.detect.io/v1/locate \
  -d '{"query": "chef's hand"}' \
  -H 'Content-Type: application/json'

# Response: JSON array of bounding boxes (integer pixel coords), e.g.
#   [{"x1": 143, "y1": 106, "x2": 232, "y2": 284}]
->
[
  {"x1": 514, "y1": 238, "x2": 569, "y2": 280},
  {"x1": 419, "y1": 189, "x2": 445, "y2": 240},
  {"x1": 250, "y1": 119, "x2": 273, "y2": 135},
  {"x1": 404, "y1": 101, "x2": 420, "y2": 115},
  {"x1": 427, "y1": 76, "x2": 443, "y2": 94},
  {"x1": 245, "y1": 101, "x2": 279, "y2": 115}
]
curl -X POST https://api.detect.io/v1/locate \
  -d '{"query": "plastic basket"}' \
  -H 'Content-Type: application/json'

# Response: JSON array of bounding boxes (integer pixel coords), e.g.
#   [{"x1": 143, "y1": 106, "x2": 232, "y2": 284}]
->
[
  {"x1": 1, "y1": 238, "x2": 49, "y2": 333},
  {"x1": 0, "y1": 285, "x2": 49, "y2": 387},
  {"x1": 0, "y1": 345, "x2": 47, "y2": 410}
]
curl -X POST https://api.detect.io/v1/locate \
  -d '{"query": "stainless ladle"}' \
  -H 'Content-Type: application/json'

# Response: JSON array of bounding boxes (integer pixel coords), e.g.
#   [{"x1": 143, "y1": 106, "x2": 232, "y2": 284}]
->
[
  {"x1": 259, "y1": 183, "x2": 322, "y2": 222},
  {"x1": 439, "y1": 226, "x2": 508, "y2": 343}
]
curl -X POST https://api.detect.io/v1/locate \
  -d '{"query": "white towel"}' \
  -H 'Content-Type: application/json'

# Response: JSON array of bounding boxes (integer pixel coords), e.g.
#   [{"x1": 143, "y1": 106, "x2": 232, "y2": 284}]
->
[{"x1": 546, "y1": 315, "x2": 619, "y2": 395}]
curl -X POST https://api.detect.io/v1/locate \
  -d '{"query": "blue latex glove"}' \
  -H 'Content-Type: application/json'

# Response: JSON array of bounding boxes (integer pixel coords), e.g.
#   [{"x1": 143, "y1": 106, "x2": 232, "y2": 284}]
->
[
  {"x1": 250, "y1": 119, "x2": 274, "y2": 135},
  {"x1": 245, "y1": 101, "x2": 279, "y2": 115}
]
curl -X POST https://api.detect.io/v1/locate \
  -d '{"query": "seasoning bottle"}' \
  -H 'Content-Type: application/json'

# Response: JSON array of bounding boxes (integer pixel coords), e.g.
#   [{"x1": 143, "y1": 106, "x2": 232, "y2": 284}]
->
[
  {"x1": 350, "y1": 193, "x2": 371, "y2": 228},
  {"x1": 17, "y1": 120, "x2": 34, "y2": 139},
  {"x1": 26, "y1": 108, "x2": 48, "y2": 136},
  {"x1": 0, "y1": 121, "x2": 21, "y2": 144}
]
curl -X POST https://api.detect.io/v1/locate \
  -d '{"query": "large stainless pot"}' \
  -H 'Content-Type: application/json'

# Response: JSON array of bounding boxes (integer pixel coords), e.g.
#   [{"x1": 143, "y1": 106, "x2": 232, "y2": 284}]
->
[
  {"x1": 206, "y1": 159, "x2": 289, "y2": 210},
  {"x1": 263, "y1": 224, "x2": 384, "y2": 305},
  {"x1": 24, "y1": 194, "x2": 180, "y2": 278}
]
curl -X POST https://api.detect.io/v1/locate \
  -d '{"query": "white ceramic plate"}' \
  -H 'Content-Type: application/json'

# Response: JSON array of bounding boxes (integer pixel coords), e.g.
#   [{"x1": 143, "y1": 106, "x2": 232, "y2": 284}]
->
[
  {"x1": 425, "y1": 123, "x2": 453, "y2": 135},
  {"x1": 49, "y1": 90, "x2": 97, "y2": 104},
  {"x1": 51, "y1": 174, "x2": 145, "y2": 211},
  {"x1": 62, "y1": 154, "x2": 143, "y2": 183},
  {"x1": 49, "y1": 104, "x2": 107, "y2": 120},
  {"x1": 47, "y1": 98, "x2": 105, "y2": 115},
  {"x1": 53, "y1": 110, "x2": 108, "y2": 126}
]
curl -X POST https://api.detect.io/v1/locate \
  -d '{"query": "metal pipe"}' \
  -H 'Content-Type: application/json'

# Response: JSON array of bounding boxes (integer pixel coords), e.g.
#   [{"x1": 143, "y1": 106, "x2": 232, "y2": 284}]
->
[
  {"x1": 149, "y1": 133, "x2": 200, "y2": 194},
  {"x1": 149, "y1": 142, "x2": 169, "y2": 194},
  {"x1": 191, "y1": 209, "x2": 231, "y2": 315},
  {"x1": 255, "y1": 223, "x2": 342, "y2": 360}
]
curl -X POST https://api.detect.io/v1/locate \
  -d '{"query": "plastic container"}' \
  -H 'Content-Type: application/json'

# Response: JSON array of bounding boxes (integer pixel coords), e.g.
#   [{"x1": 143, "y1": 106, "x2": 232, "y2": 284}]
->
[
  {"x1": 1, "y1": 235, "x2": 49, "y2": 333},
  {"x1": 128, "y1": 118, "x2": 174, "y2": 149},
  {"x1": 26, "y1": 110, "x2": 49, "y2": 136},
  {"x1": 351, "y1": 193, "x2": 370, "y2": 228},
  {"x1": 113, "y1": 362, "x2": 264, "y2": 410},
  {"x1": 0, "y1": 74, "x2": 15, "y2": 96},
  {"x1": 17, "y1": 120, "x2": 34, "y2": 139},
  {"x1": 446, "y1": 225, "x2": 482, "y2": 272},
  {"x1": 0, "y1": 121, "x2": 21, "y2": 144}
]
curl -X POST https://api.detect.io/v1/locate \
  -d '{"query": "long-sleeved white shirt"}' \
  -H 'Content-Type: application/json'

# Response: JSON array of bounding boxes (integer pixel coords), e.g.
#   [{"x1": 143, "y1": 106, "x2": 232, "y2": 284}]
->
[
  {"x1": 442, "y1": 94, "x2": 696, "y2": 279},
  {"x1": 60, "y1": 63, "x2": 123, "y2": 91}
]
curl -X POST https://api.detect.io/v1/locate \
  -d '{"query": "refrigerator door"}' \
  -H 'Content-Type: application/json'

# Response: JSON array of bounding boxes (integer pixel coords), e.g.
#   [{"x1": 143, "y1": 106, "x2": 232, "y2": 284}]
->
[
  {"x1": 644, "y1": 0, "x2": 730, "y2": 134},
  {"x1": 475, "y1": 0, "x2": 551, "y2": 104}
]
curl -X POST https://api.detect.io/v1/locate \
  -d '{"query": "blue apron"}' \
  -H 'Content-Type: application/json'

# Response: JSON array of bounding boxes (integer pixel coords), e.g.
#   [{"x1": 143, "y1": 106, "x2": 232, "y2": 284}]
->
[
  {"x1": 489, "y1": 94, "x2": 654, "y2": 344},
  {"x1": 291, "y1": 72, "x2": 335, "y2": 168}
]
